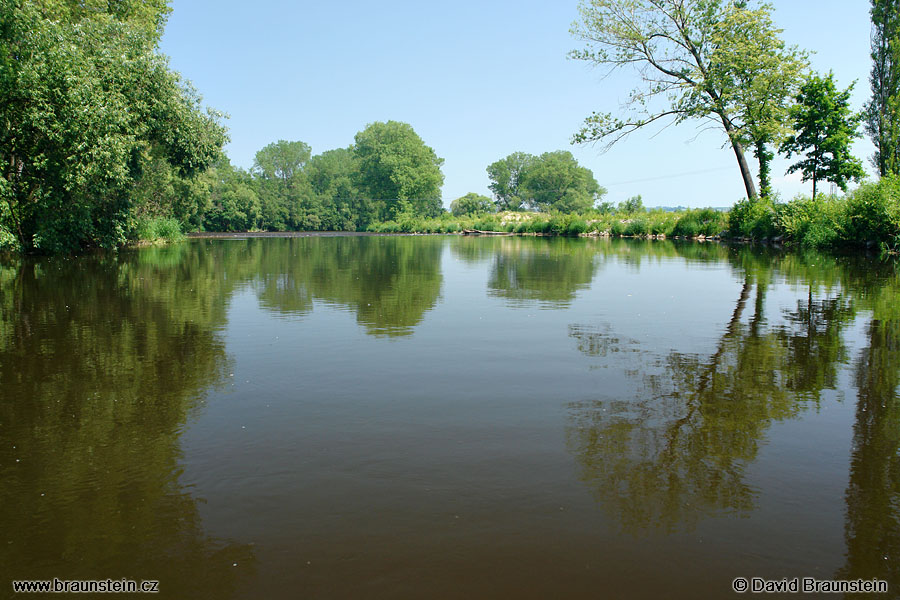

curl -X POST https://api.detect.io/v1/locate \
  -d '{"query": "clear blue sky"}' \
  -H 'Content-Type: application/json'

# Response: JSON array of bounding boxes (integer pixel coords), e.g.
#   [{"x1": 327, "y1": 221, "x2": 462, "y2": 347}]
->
[{"x1": 160, "y1": 0, "x2": 874, "y2": 209}]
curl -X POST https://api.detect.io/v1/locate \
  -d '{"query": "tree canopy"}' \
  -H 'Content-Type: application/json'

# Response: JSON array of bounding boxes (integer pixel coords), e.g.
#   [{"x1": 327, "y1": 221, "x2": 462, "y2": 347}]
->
[
  {"x1": 352, "y1": 121, "x2": 445, "y2": 220},
  {"x1": 0, "y1": 0, "x2": 226, "y2": 252},
  {"x1": 570, "y1": 0, "x2": 807, "y2": 201},
  {"x1": 780, "y1": 73, "x2": 865, "y2": 199},
  {"x1": 866, "y1": 0, "x2": 900, "y2": 176},
  {"x1": 451, "y1": 193, "x2": 494, "y2": 216},
  {"x1": 486, "y1": 151, "x2": 604, "y2": 213}
]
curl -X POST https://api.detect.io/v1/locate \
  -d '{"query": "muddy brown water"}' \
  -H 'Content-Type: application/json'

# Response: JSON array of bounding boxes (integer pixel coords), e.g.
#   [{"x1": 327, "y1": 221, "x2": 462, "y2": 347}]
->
[{"x1": 2, "y1": 236, "x2": 897, "y2": 598}]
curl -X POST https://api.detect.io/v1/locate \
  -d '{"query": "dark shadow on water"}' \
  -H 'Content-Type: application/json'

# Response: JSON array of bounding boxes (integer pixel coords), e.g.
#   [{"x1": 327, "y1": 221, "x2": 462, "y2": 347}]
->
[{"x1": 0, "y1": 249, "x2": 255, "y2": 598}]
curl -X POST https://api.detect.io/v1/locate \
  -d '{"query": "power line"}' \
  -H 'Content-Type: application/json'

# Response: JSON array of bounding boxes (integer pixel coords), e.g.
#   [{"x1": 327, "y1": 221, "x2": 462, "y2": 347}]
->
[{"x1": 604, "y1": 165, "x2": 735, "y2": 186}]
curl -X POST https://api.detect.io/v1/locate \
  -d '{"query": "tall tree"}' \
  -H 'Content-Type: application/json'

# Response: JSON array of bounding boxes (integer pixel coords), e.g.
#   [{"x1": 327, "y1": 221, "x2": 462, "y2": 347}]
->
[
  {"x1": 520, "y1": 151, "x2": 605, "y2": 213},
  {"x1": 0, "y1": 0, "x2": 226, "y2": 252},
  {"x1": 780, "y1": 73, "x2": 865, "y2": 199},
  {"x1": 305, "y1": 148, "x2": 372, "y2": 230},
  {"x1": 450, "y1": 192, "x2": 494, "y2": 216},
  {"x1": 352, "y1": 121, "x2": 444, "y2": 221},
  {"x1": 866, "y1": 0, "x2": 900, "y2": 176},
  {"x1": 707, "y1": 2, "x2": 808, "y2": 198},
  {"x1": 570, "y1": 0, "x2": 804, "y2": 201},
  {"x1": 252, "y1": 140, "x2": 311, "y2": 183},
  {"x1": 486, "y1": 152, "x2": 535, "y2": 211}
]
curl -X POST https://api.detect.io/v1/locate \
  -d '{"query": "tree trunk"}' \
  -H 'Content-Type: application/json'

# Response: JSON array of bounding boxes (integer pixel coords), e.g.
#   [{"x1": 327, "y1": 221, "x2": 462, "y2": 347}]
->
[
  {"x1": 719, "y1": 115, "x2": 758, "y2": 200},
  {"x1": 754, "y1": 140, "x2": 772, "y2": 199}
]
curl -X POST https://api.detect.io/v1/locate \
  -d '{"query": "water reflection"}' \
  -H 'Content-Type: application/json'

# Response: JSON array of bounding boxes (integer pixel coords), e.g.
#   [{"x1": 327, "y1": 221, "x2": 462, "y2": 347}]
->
[
  {"x1": 482, "y1": 237, "x2": 599, "y2": 307},
  {"x1": 0, "y1": 250, "x2": 255, "y2": 598},
  {"x1": 567, "y1": 249, "x2": 897, "y2": 549},
  {"x1": 838, "y1": 268, "x2": 900, "y2": 595},
  {"x1": 226, "y1": 237, "x2": 444, "y2": 336},
  {"x1": 2, "y1": 237, "x2": 900, "y2": 598}
]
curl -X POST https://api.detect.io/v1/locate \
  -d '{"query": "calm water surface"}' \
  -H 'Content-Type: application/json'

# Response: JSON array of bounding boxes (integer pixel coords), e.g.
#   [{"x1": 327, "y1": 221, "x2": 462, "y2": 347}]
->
[{"x1": 1, "y1": 236, "x2": 898, "y2": 598}]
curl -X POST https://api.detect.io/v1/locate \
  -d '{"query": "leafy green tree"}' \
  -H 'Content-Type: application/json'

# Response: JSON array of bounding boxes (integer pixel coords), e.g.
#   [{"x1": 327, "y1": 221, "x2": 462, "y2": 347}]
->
[
  {"x1": 352, "y1": 121, "x2": 445, "y2": 220},
  {"x1": 33, "y1": 0, "x2": 172, "y2": 39},
  {"x1": 304, "y1": 148, "x2": 372, "y2": 231},
  {"x1": 204, "y1": 159, "x2": 261, "y2": 231},
  {"x1": 520, "y1": 151, "x2": 604, "y2": 213},
  {"x1": 252, "y1": 140, "x2": 311, "y2": 183},
  {"x1": 707, "y1": 3, "x2": 809, "y2": 198},
  {"x1": 0, "y1": 1, "x2": 226, "y2": 252},
  {"x1": 780, "y1": 73, "x2": 866, "y2": 199},
  {"x1": 866, "y1": 0, "x2": 900, "y2": 176},
  {"x1": 486, "y1": 152, "x2": 535, "y2": 211},
  {"x1": 252, "y1": 140, "x2": 316, "y2": 231},
  {"x1": 450, "y1": 192, "x2": 495, "y2": 216},
  {"x1": 570, "y1": 0, "x2": 804, "y2": 201},
  {"x1": 618, "y1": 195, "x2": 644, "y2": 214}
]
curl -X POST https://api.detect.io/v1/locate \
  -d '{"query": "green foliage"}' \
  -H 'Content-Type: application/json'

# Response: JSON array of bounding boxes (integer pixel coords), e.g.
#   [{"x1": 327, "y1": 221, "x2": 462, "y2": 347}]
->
[
  {"x1": 487, "y1": 151, "x2": 605, "y2": 213},
  {"x1": 486, "y1": 152, "x2": 534, "y2": 211},
  {"x1": 842, "y1": 177, "x2": 900, "y2": 243},
  {"x1": 866, "y1": 0, "x2": 900, "y2": 176},
  {"x1": 0, "y1": 225, "x2": 20, "y2": 252},
  {"x1": 673, "y1": 208, "x2": 727, "y2": 237},
  {"x1": 0, "y1": 1, "x2": 226, "y2": 253},
  {"x1": 203, "y1": 161, "x2": 261, "y2": 232},
  {"x1": 252, "y1": 140, "x2": 311, "y2": 182},
  {"x1": 775, "y1": 195, "x2": 843, "y2": 248},
  {"x1": 707, "y1": 2, "x2": 809, "y2": 197},
  {"x1": 521, "y1": 151, "x2": 605, "y2": 213},
  {"x1": 305, "y1": 148, "x2": 371, "y2": 231},
  {"x1": 618, "y1": 195, "x2": 644, "y2": 214},
  {"x1": 451, "y1": 193, "x2": 494, "y2": 216},
  {"x1": 353, "y1": 121, "x2": 444, "y2": 220},
  {"x1": 780, "y1": 73, "x2": 866, "y2": 198},
  {"x1": 131, "y1": 216, "x2": 185, "y2": 243},
  {"x1": 624, "y1": 218, "x2": 649, "y2": 237},
  {"x1": 728, "y1": 198, "x2": 777, "y2": 239},
  {"x1": 570, "y1": 0, "x2": 802, "y2": 200}
]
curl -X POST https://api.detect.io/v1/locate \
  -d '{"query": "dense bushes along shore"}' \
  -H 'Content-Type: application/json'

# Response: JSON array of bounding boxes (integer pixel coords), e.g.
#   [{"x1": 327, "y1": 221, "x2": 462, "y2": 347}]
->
[
  {"x1": 5, "y1": 176, "x2": 896, "y2": 254},
  {"x1": 363, "y1": 177, "x2": 900, "y2": 253}
]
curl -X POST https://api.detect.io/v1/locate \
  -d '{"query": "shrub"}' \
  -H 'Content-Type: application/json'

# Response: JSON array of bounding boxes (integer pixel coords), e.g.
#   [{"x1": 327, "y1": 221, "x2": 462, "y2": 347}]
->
[
  {"x1": 776, "y1": 195, "x2": 842, "y2": 248},
  {"x1": 728, "y1": 199, "x2": 777, "y2": 238},
  {"x1": 672, "y1": 216, "x2": 700, "y2": 237},
  {"x1": 131, "y1": 217, "x2": 185, "y2": 243},
  {"x1": 624, "y1": 218, "x2": 649, "y2": 236},
  {"x1": 842, "y1": 178, "x2": 900, "y2": 244}
]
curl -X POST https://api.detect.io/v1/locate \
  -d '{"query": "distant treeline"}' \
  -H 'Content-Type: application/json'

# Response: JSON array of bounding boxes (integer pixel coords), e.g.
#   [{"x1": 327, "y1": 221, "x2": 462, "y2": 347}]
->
[
  {"x1": 2, "y1": 0, "x2": 900, "y2": 254},
  {"x1": 147, "y1": 136, "x2": 608, "y2": 235}
]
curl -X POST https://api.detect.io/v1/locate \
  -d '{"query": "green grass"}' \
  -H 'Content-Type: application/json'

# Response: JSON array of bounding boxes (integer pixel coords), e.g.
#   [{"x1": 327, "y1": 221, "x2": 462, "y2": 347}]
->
[{"x1": 131, "y1": 217, "x2": 186, "y2": 243}]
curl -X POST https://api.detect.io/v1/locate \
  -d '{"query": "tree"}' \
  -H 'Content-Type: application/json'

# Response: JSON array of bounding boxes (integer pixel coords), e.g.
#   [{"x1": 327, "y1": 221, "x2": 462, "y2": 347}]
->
[
  {"x1": 252, "y1": 140, "x2": 311, "y2": 183},
  {"x1": 618, "y1": 195, "x2": 645, "y2": 214},
  {"x1": 487, "y1": 151, "x2": 605, "y2": 213},
  {"x1": 706, "y1": 3, "x2": 809, "y2": 198},
  {"x1": 570, "y1": 0, "x2": 805, "y2": 201},
  {"x1": 352, "y1": 121, "x2": 444, "y2": 220},
  {"x1": 780, "y1": 73, "x2": 865, "y2": 199},
  {"x1": 450, "y1": 192, "x2": 494, "y2": 216},
  {"x1": 520, "y1": 151, "x2": 605, "y2": 213},
  {"x1": 251, "y1": 140, "x2": 316, "y2": 231},
  {"x1": 0, "y1": 1, "x2": 226, "y2": 252},
  {"x1": 304, "y1": 148, "x2": 372, "y2": 231},
  {"x1": 486, "y1": 152, "x2": 535, "y2": 211},
  {"x1": 866, "y1": 0, "x2": 900, "y2": 176}
]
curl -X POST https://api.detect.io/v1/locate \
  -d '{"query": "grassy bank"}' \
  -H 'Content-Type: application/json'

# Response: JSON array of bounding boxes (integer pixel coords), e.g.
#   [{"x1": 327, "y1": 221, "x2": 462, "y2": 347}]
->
[
  {"x1": 128, "y1": 217, "x2": 186, "y2": 246},
  {"x1": 5, "y1": 178, "x2": 899, "y2": 255},
  {"x1": 367, "y1": 177, "x2": 900, "y2": 254},
  {"x1": 365, "y1": 208, "x2": 729, "y2": 239},
  {"x1": 728, "y1": 178, "x2": 900, "y2": 252}
]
